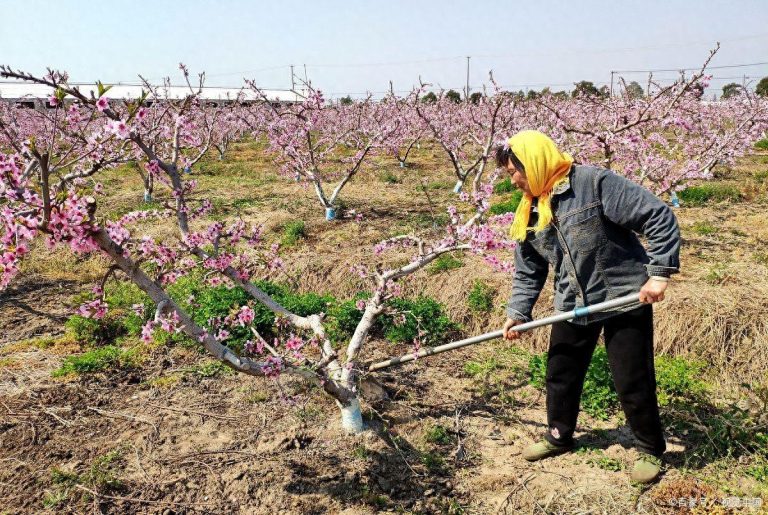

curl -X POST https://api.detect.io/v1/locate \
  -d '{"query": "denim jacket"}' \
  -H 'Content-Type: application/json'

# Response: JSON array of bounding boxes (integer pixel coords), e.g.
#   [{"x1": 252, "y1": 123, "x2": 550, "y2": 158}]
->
[{"x1": 506, "y1": 164, "x2": 681, "y2": 325}]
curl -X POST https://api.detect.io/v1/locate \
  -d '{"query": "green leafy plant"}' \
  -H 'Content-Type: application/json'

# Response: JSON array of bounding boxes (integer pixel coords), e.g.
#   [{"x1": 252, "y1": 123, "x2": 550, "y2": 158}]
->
[
  {"x1": 489, "y1": 190, "x2": 524, "y2": 215},
  {"x1": 654, "y1": 355, "x2": 709, "y2": 406},
  {"x1": 50, "y1": 468, "x2": 80, "y2": 487},
  {"x1": 424, "y1": 424, "x2": 453, "y2": 445},
  {"x1": 64, "y1": 312, "x2": 126, "y2": 346},
  {"x1": 379, "y1": 171, "x2": 401, "y2": 184},
  {"x1": 189, "y1": 359, "x2": 234, "y2": 378},
  {"x1": 702, "y1": 263, "x2": 730, "y2": 285},
  {"x1": 52, "y1": 345, "x2": 137, "y2": 377},
  {"x1": 42, "y1": 490, "x2": 69, "y2": 509},
  {"x1": 232, "y1": 197, "x2": 261, "y2": 209},
  {"x1": 428, "y1": 253, "x2": 463, "y2": 274},
  {"x1": 44, "y1": 449, "x2": 126, "y2": 508},
  {"x1": 493, "y1": 177, "x2": 514, "y2": 194},
  {"x1": 529, "y1": 346, "x2": 617, "y2": 420},
  {"x1": 678, "y1": 184, "x2": 742, "y2": 206},
  {"x1": 585, "y1": 451, "x2": 624, "y2": 471},
  {"x1": 380, "y1": 296, "x2": 458, "y2": 346},
  {"x1": 83, "y1": 450, "x2": 125, "y2": 492},
  {"x1": 168, "y1": 276, "x2": 334, "y2": 351},
  {"x1": 745, "y1": 463, "x2": 768, "y2": 482},
  {"x1": 325, "y1": 293, "x2": 367, "y2": 343},
  {"x1": 464, "y1": 357, "x2": 500, "y2": 378},
  {"x1": 467, "y1": 280, "x2": 496, "y2": 313},
  {"x1": 690, "y1": 221, "x2": 717, "y2": 236},
  {"x1": 754, "y1": 138, "x2": 768, "y2": 151},
  {"x1": 281, "y1": 220, "x2": 306, "y2": 246},
  {"x1": 104, "y1": 282, "x2": 153, "y2": 336},
  {"x1": 755, "y1": 252, "x2": 768, "y2": 266},
  {"x1": 420, "y1": 451, "x2": 447, "y2": 473},
  {"x1": 352, "y1": 445, "x2": 370, "y2": 460}
]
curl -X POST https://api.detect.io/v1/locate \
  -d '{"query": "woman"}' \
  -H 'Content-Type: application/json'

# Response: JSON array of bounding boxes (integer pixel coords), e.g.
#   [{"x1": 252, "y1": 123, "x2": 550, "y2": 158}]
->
[{"x1": 498, "y1": 130, "x2": 680, "y2": 484}]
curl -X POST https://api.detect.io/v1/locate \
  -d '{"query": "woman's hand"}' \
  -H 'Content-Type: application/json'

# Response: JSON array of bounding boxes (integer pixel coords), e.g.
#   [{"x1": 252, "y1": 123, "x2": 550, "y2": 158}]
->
[
  {"x1": 502, "y1": 318, "x2": 525, "y2": 340},
  {"x1": 639, "y1": 278, "x2": 668, "y2": 304}
]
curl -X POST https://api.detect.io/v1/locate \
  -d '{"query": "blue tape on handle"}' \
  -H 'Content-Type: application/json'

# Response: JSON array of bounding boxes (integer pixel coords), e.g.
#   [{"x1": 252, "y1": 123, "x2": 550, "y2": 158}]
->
[{"x1": 574, "y1": 306, "x2": 590, "y2": 318}]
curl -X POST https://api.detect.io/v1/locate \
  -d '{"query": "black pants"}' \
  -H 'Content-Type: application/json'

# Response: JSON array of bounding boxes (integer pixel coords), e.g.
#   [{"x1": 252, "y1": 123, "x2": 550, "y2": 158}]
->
[{"x1": 543, "y1": 305, "x2": 666, "y2": 457}]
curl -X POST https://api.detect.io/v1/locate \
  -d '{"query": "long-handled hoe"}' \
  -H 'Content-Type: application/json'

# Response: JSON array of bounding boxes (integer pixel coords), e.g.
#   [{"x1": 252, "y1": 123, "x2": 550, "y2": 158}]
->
[{"x1": 368, "y1": 293, "x2": 642, "y2": 372}]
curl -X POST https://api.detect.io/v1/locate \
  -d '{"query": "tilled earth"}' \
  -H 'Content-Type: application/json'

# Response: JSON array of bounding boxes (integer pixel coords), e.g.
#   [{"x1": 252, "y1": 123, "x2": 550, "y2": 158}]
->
[{"x1": 0, "y1": 282, "x2": 725, "y2": 515}]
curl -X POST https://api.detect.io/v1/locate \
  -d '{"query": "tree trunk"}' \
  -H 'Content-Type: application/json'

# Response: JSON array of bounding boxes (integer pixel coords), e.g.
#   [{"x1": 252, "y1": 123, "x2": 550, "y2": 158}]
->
[
  {"x1": 452, "y1": 178, "x2": 465, "y2": 194},
  {"x1": 337, "y1": 398, "x2": 364, "y2": 433},
  {"x1": 143, "y1": 174, "x2": 154, "y2": 202}
]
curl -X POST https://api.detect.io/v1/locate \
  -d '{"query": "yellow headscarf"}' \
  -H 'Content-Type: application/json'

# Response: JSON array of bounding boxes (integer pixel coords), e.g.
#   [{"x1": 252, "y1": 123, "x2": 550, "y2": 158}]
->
[{"x1": 506, "y1": 131, "x2": 574, "y2": 241}]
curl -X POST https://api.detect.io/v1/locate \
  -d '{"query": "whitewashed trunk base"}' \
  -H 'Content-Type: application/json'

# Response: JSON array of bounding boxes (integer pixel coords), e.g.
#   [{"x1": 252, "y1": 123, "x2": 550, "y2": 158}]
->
[{"x1": 338, "y1": 397, "x2": 364, "y2": 434}]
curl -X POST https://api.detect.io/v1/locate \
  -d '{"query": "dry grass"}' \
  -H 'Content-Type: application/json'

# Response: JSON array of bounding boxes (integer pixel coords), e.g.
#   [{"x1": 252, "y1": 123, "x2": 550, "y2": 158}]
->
[
  {"x1": 20, "y1": 243, "x2": 109, "y2": 283},
  {"x1": 654, "y1": 280, "x2": 768, "y2": 384}
]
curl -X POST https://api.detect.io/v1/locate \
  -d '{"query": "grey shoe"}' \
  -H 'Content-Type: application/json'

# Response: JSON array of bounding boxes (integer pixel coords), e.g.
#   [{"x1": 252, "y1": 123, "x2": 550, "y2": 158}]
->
[
  {"x1": 630, "y1": 453, "x2": 663, "y2": 484},
  {"x1": 522, "y1": 440, "x2": 574, "y2": 462}
]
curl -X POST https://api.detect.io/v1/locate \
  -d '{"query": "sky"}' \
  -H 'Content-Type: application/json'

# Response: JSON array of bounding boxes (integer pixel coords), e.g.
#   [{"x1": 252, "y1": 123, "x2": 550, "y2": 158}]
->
[{"x1": 2, "y1": 0, "x2": 767, "y2": 98}]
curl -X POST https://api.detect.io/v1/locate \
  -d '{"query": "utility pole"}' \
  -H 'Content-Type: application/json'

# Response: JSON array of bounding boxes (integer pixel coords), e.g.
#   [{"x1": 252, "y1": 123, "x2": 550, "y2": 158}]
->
[
  {"x1": 465, "y1": 56, "x2": 470, "y2": 102},
  {"x1": 304, "y1": 64, "x2": 309, "y2": 87},
  {"x1": 610, "y1": 71, "x2": 615, "y2": 97},
  {"x1": 290, "y1": 65, "x2": 295, "y2": 91}
]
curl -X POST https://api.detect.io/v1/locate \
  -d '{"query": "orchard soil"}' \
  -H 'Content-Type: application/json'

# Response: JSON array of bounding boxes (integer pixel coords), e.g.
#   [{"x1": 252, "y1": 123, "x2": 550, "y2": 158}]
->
[{"x1": 1, "y1": 141, "x2": 767, "y2": 513}]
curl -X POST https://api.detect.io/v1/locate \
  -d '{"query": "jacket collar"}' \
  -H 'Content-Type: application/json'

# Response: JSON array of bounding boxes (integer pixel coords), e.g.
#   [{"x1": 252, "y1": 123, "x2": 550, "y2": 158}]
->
[{"x1": 531, "y1": 168, "x2": 573, "y2": 212}]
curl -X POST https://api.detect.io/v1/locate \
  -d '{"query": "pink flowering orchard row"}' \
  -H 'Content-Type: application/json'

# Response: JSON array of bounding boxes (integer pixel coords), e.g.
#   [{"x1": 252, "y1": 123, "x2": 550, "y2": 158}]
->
[
  {"x1": 236, "y1": 53, "x2": 766, "y2": 220},
  {"x1": 0, "y1": 65, "x2": 518, "y2": 432},
  {"x1": 4, "y1": 52, "x2": 763, "y2": 220}
]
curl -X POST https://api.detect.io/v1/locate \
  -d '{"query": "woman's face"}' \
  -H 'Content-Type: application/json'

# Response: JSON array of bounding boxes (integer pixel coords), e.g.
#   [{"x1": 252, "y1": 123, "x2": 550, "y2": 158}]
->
[{"x1": 505, "y1": 160, "x2": 532, "y2": 195}]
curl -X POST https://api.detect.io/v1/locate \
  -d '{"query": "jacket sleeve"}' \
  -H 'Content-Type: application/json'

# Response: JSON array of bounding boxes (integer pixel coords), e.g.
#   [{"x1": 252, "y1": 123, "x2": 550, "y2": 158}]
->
[
  {"x1": 596, "y1": 169, "x2": 681, "y2": 277},
  {"x1": 506, "y1": 238, "x2": 549, "y2": 322}
]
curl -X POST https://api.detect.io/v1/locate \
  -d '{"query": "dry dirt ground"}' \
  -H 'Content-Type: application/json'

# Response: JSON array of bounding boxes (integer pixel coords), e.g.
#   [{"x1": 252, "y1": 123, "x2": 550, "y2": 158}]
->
[
  {"x1": 0, "y1": 321, "x2": 721, "y2": 515},
  {"x1": 1, "y1": 142, "x2": 767, "y2": 514}
]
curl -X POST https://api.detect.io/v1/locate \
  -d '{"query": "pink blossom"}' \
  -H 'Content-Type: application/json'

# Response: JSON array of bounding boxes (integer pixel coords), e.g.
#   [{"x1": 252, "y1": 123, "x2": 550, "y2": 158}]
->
[
  {"x1": 145, "y1": 160, "x2": 161, "y2": 175},
  {"x1": 131, "y1": 303, "x2": 145, "y2": 317},
  {"x1": 107, "y1": 120, "x2": 130, "y2": 139},
  {"x1": 106, "y1": 221, "x2": 130, "y2": 246},
  {"x1": 77, "y1": 299, "x2": 108, "y2": 319},
  {"x1": 284, "y1": 334, "x2": 304, "y2": 351},
  {"x1": 260, "y1": 356, "x2": 284, "y2": 378},
  {"x1": 96, "y1": 96, "x2": 109, "y2": 112},
  {"x1": 237, "y1": 305, "x2": 255, "y2": 326},
  {"x1": 141, "y1": 321, "x2": 155, "y2": 343}
]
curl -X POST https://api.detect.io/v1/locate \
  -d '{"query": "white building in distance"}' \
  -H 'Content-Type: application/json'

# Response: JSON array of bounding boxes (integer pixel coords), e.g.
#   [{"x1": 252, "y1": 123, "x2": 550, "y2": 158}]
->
[{"x1": 0, "y1": 81, "x2": 305, "y2": 109}]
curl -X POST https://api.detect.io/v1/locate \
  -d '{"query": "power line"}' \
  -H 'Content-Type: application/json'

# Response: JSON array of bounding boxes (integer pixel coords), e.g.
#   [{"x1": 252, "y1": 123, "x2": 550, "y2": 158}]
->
[
  {"x1": 613, "y1": 61, "x2": 768, "y2": 74},
  {"x1": 228, "y1": 32, "x2": 768, "y2": 72}
]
